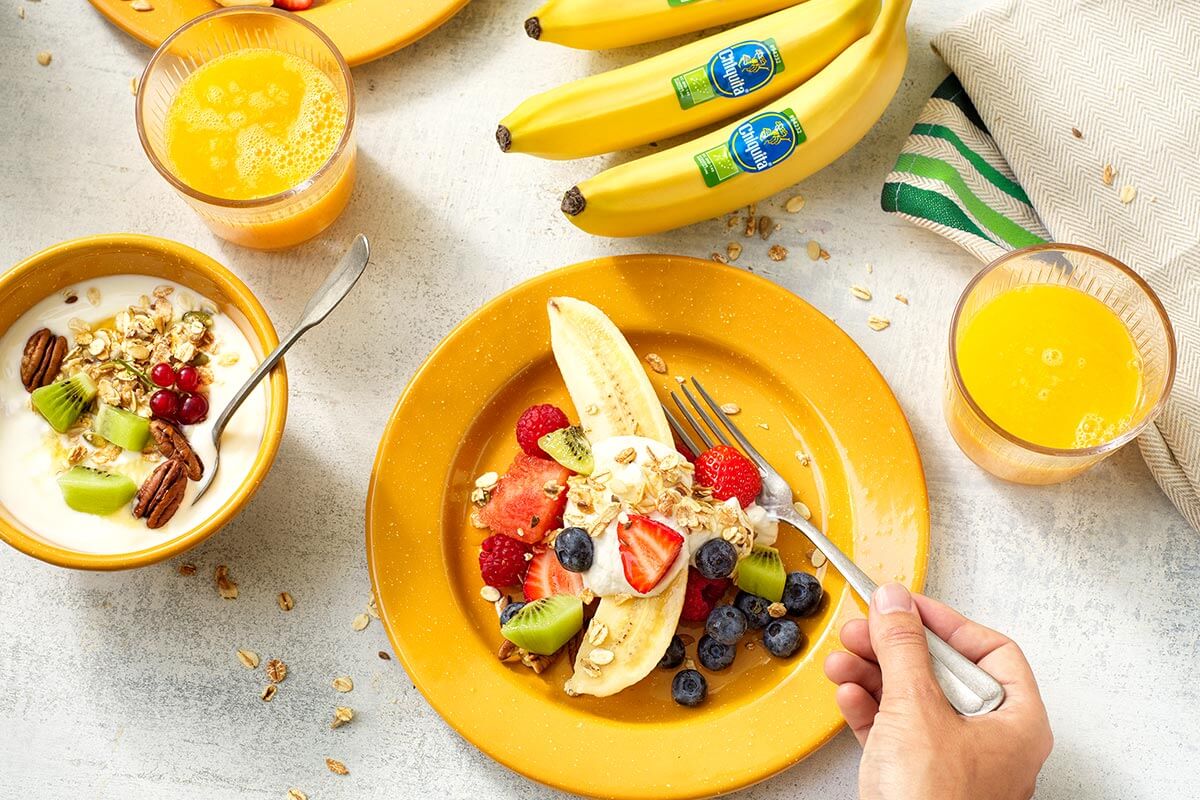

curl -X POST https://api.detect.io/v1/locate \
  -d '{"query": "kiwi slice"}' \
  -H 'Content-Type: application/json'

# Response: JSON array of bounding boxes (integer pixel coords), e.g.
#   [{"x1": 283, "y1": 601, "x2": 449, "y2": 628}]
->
[
  {"x1": 57, "y1": 466, "x2": 137, "y2": 515},
  {"x1": 94, "y1": 403, "x2": 151, "y2": 451},
  {"x1": 538, "y1": 425, "x2": 593, "y2": 475},
  {"x1": 501, "y1": 595, "x2": 584, "y2": 655},
  {"x1": 736, "y1": 545, "x2": 787, "y2": 602},
  {"x1": 31, "y1": 373, "x2": 97, "y2": 433}
]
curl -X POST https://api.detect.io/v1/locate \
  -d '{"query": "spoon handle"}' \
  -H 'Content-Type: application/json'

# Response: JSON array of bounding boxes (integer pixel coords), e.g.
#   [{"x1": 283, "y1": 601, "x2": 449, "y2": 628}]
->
[{"x1": 209, "y1": 234, "x2": 371, "y2": 444}]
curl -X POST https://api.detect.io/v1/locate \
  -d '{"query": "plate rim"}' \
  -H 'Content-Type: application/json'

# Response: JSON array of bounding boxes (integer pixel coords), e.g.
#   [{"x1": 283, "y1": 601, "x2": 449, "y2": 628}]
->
[
  {"x1": 366, "y1": 254, "x2": 929, "y2": 798},
  {"x1": 87, "y1": 0, "x2": 471, "y2": 67}
]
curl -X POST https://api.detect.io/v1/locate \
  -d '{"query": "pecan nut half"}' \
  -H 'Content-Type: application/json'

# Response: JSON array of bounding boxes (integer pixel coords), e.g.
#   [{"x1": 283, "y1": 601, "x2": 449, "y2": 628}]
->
[
  {"x1": 20, "y1": 328, "x2": 67, "y2": 392},
  {"x1": 133, "y1": 458, "x2": 188, "y2": 529},
  {"x1": 150, "y1": 419, "x2": 204, "y2": 480}
]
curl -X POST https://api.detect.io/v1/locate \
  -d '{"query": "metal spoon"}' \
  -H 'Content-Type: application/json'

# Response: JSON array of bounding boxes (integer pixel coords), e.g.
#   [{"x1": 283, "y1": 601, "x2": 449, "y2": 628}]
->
[{"x1": 192, "y1": 234, "x2": 371, "y2": 504}]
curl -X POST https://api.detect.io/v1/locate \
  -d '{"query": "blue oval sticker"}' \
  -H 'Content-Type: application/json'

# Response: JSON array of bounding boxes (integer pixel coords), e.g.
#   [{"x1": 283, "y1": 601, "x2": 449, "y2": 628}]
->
[{"x1": 706, "y1": 40, "x2": 779, "y2": 99}]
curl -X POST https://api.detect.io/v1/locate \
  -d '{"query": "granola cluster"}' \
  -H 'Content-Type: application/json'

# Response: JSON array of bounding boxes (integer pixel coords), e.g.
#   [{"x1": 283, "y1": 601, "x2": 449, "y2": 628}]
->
[{"x1": 51, "y1": 285, "x2": 222, "y2": 472}]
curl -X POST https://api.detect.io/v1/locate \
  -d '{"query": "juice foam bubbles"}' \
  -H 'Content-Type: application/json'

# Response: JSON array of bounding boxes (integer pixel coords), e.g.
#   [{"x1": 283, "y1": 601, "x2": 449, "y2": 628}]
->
[{"x1": 163, "y1": 49, "x2": 346, "y2": 201}]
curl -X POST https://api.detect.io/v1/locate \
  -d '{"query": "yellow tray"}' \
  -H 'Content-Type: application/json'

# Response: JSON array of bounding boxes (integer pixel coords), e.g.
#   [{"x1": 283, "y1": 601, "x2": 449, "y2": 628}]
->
[
  {"x1": 89, "y1": 0, "x2": 470, "y2": 66},
  {"x1": 366, "y1": 255, "x2": 929, "y2": 799}
]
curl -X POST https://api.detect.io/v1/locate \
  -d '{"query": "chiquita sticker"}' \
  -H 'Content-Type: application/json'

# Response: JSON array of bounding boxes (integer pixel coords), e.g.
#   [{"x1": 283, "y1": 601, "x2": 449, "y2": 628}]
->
[
  {"x1": 672, "y1": 39, "x2": 786, "y2": 110},
  {"x1": 693, "y1": 108, "x2": 807, "y2": 187}
]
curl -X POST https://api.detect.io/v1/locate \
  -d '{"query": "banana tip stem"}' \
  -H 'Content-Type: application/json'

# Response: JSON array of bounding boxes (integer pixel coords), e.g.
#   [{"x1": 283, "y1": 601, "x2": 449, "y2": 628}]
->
[
  {"x1": 496, "y1": 125, "x2": 512, "y2": 152},
  {"x1": 561, "y1": 187, "x2": 586, "y2": 216},
  {"x1": 524, "y1": 17, "x2": 541, "y2": 40}
]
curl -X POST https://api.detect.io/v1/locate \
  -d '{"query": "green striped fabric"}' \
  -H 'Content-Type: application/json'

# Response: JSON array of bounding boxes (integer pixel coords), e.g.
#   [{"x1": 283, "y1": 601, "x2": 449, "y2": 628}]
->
[{"x1": 882, "y1": 75, "x2": 1050, "y2": 263}]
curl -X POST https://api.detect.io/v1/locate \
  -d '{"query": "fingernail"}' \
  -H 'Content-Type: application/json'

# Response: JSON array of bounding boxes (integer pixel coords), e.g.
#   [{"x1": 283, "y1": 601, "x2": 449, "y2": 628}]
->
[{"x1": 873, "y1": 583, "x2": 913, "y2": 614}]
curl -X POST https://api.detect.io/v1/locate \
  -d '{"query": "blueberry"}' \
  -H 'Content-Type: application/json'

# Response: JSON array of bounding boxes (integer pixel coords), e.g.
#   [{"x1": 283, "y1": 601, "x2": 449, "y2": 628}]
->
[
  {"x1": 763, "y1": 618, "x2": 804, "y2": 658},
  {"x1": 672, "y1": 668, "x2": 708, "y2": 707},
  {"x1": 499, "y1": 601, "x2": 526, "y2": 627},
  {"x1": 734, "y1": 590, "x2": 772, "y2": 629},
  {"x1": 705, "y1": 605, "x2": 747, "y2": 646},
  {"x1": 697, "y1": 634, "x2": 736, "y2": 671},
  {"x1": 782, "y1": 572, "x2": 823, "y2": 617},
  {"x1": 554, "y1": 526, "x2": 593, "y2": 572},
  {"x1": 695, "y1": 538, "x2": 737, "y2": 580},
  {"x1": 659, "y1": 635, "x2": 686, "y2": 669}
]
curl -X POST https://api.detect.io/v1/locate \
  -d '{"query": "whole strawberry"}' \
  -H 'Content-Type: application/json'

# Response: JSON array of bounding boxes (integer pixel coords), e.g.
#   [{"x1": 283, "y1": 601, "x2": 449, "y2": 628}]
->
[
  {"x1": 274, "y1": 0, "x2": 314, "y2": 10},
  {"x1": 479, "y1": 534, "x2": 532, "y2": 588},
  {"x1": 515, "y1": 404, "x2": 569, "y2": 457},
  {"x1": 694, "y1": 445, "x2": 761, "y2": 508}
]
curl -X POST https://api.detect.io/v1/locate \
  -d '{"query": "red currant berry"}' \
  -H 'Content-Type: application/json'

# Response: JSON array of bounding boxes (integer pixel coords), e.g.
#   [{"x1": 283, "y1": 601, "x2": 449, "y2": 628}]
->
[
  {"x1": 150, "y1": 389, "x2": 180, "y2": 419},
  {"x1": 150, "y1": 362, "x2": 176, "y2": 388},
  {"x1": 176, "y1": 365, "x2": 201, "y2": 392},
  {"x1": 177, "y1": 393, "x2": 209, "y2": 425}
]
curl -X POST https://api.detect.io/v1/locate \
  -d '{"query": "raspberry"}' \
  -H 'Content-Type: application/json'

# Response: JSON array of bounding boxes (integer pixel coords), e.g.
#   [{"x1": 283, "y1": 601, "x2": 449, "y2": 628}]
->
[
  {"x1": 515, "y1": 404, "x2": 570, "y2": 457},
  {"x1": 680, "y1": 568, "x2": 731, "y2": 623},
  {"x1": 273, "y1": 0, "x2": 314, "y2": 10},
  {"x1": 479, "y1": 534, "x2": 532, "y2": 587},
  {"x1": 694, "y1": 445, "x2": 762, "y2": 508}
]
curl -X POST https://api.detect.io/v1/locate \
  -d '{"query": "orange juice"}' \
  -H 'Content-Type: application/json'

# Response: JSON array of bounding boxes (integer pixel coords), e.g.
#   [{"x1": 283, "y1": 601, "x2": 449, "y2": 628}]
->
[
  {"x1": 151, "y1": 43, "x2": 356, "y2": 250},
  {"x1": 955, "y1": 283, "x2": 1143, "y2": 450}
]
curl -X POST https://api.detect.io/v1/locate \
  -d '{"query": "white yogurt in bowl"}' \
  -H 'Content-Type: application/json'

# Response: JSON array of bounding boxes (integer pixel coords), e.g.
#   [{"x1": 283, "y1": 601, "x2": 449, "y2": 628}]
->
[{"x1": 0, "y1": 275, "x2": 267, "y2": 555}]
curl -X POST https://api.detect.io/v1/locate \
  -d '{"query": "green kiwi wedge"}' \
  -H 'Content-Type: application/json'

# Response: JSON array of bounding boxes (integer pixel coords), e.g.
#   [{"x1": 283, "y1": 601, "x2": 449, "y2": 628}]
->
[
  {"x1": 538, "y1": 425, "x2": 593, "y2": 475},
  {"x1": 94, "y1": 404, "x2": 151, "y2": 452},
  {"x1": 501, "y1": 595, "x2": 584, "y2": 655},
  {"x1": 57, "y1": 466, "x2": 137, "y2": 515},
  {"x1": 736, "y1": 545, "x2": 787, "y2": 602},
  {"x1": 31, "y1": 373, "x2": 97, "y2": 433}
]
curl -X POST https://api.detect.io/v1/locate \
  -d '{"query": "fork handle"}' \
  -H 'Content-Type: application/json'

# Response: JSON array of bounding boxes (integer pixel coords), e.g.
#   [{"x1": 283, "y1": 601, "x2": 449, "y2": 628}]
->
[{"x1": 775, "y1": 508, "x2": 1005, "y2": 716}]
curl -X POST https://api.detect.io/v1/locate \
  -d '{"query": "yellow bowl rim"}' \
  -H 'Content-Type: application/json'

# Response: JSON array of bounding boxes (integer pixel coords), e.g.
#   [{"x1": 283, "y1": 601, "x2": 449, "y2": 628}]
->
[{"x1": 0, "y1": 233, "x2": 288, "y2": 571}]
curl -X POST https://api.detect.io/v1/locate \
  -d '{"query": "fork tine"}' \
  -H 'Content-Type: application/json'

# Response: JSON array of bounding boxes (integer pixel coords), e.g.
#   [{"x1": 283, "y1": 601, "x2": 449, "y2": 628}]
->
[
  {"x1": 679, "y1": 384, "x2": 734, "y2": 448},
  {"x1": 662, "y1": 403, "x2": 703, "y2": 458},
  {"x1": 690, "y1": 378, "x2": 773, "y2": 472},
  {"x1": 670, "y1": 392, "x2": 715, "y2": 450}
]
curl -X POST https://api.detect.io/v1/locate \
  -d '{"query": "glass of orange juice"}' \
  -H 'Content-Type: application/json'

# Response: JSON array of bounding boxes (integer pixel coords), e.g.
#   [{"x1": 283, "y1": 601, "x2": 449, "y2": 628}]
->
[
  {"x1": 136, "y1": 7, "x2": 356, "y2": 250},
  {"x1": 945, "y1": 244, "x2": 1175, "y2": 485}
]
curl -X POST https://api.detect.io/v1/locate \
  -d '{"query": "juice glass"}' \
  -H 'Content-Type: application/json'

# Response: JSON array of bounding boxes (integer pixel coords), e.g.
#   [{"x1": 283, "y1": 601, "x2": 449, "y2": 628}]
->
[
  {"x1": 945, "y1": 244, "x2": 1175, "y2": 484},
  {"x1": 136, "y1": 8, "x2": 356, "y2": 250}
]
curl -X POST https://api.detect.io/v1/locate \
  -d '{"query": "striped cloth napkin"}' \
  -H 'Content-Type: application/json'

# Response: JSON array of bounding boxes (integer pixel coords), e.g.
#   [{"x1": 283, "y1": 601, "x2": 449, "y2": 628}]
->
[{"x1": 883, "y1": 0, "x2": 1200, "y2": 532}]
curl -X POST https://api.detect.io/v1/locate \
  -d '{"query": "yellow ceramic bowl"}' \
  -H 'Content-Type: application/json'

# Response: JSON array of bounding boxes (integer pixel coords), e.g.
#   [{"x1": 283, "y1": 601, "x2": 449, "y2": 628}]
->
[{"x1": 0, "y1": 234, "x2": 288, "y2": 571}]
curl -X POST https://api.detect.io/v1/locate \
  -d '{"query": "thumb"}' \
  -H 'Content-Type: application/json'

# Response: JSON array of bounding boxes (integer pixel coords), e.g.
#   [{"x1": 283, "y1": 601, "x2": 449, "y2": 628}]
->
[{"x1": 868, "y1": 583, "x2": 941, "y2": 707}]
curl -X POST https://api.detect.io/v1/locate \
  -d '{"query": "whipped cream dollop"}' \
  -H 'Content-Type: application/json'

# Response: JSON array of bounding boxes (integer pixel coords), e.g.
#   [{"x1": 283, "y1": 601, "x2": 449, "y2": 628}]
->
[{"x1": 563, "y1": 435, "x2": 778, "y2": 599}]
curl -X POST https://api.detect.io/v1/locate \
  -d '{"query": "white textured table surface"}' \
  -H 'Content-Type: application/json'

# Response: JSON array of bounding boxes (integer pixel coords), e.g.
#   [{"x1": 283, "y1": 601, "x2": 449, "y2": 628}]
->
[{"x1": 2, "y1": 2, "x2": 1197, "y2": 798}]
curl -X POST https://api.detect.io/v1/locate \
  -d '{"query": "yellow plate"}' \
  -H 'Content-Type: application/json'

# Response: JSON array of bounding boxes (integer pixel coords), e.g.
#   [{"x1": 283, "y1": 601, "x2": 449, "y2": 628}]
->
[
  {"x1": 366, "y1": 255, "x2": 928, "y2": 799},
  {"x1": 88, "y1": 0, "x2": 470, "y2": 67}
]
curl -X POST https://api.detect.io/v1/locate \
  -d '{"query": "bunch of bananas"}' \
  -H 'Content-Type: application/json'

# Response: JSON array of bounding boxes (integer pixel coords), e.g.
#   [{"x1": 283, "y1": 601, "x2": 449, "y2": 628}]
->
[{"x1": 498, "y1": 0, "x2": 913, "y2": 237}]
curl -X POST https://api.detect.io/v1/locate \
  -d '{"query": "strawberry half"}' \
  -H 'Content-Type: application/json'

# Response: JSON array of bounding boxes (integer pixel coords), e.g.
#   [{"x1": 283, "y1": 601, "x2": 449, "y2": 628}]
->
[
  {"x1": 479, "y1": 453, "x2": 570, "y2": 545},
  {"x1": 523, "y1": 549, "x2": 584, "y2": 601},
  {"x1": 694, "y1": 445, "x2": 761, "y2": 508},
  {"x1": 617, "y1": 515, "x2": 684, "y2": 594}
]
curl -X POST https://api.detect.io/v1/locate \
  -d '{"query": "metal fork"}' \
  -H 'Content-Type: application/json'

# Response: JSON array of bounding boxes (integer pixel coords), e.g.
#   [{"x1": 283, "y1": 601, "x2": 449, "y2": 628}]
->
[{"x1": 666, "y1": 378, "x2": 1005, "y2": 716}]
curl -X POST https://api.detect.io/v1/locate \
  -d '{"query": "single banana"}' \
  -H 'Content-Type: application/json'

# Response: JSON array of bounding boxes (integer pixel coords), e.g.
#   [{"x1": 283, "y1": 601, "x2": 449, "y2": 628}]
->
[
  {"x1": 565, "y1": 567, "x2": 689, "y2": 697},
  {"x1": 560, "y1": 0, "x2": 913, "y2": 237},
  {"x1": 547, "y1": 296, "x2": 684, "y2": 697},
  {"x1": 525, "y1": 0, "x2": 806, "y2": 51},
  {"x1": 547, "y1": 297, "x2": 672, "y2": 446},
  {"x1": 499, "y1": 0, "x2": 880, "y2": 160}
]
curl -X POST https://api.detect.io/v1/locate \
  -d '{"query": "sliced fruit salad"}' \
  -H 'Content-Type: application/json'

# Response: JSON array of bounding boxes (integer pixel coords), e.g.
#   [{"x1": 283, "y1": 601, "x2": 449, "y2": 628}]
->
[{"x1": 470, "y1": 297, "x2": 824, "y2": 706}]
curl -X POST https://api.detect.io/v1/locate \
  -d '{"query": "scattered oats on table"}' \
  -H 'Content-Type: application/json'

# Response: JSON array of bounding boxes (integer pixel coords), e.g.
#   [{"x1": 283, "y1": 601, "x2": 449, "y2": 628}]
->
[
  {"x1": 767, "y1": 244, "x2": 788, "y2": 262},
  {"x1": 129, "y1": 76, "x2": 139, "y2": 95},
  {"x1": 806, "y1": 240, "x2": 822, "y2": 261},
  {"x1": 1102, "y1": 164, "x2": 1115, "y2": 185},
  {"x1": 378, "y1": 650, "x2": 391, "y2": 661},
  {"x1": 332, "y1": 676, "x2": 354, "y2": 693},
  {"x1": 785, "y1": 194, "x2": 806, "y2": 213},
  {"x1": 331, "y1": 706, "x2": 354, "y2": 728},
  {"x1": 36, "y1": 51, "x2": 51, "y2": 66},
  {"x1": 17, "y1": 7, "x2": 25, "y2": 19},
  {"x1": 351, "y1": 613, "x2": 370, "y2": 631},
  {"x1": 757, "y1": 215, "x2": 773, "y2": 239},
  {"x1": 260, "y1": 684, "x2": 277, "y2": 702},
  {"x1": 867, "y1": 315, "x2": 891, "y2": 332},
  {"x1": 277, "y1": 591, "x2": 294, "y2": 611},
  {"x1": 287, "y1": 790, "x2": 307, "y2": 800},
  {"x1": 710, "y1": 251, "x2": 727, "y2": 264},
  {"x1": 214, "y1": 564, "x2": 238, "y2": 599},
  {"x1": 895, "y1": 293, "x2": 909, "y2": 305},
  {"x1": 177, "y1": 563, "x2": 196, "y2": 577},
  {"x1": 265, "y1": 659, "x2": 287, "y2": 683},
  {"x1": 326, "y1": 758, "x2": 349, "y2": 776},
  {"x1": 1119, "y1": 184, "x2": 1137, "y2": 204},
  {"x1": 850, "y1": 285, "x2": 872, "y2": 301},
  {"x1": 237, "y1": 650, "x2": 260, "y2": 669},
  {"x1": 1071, "y1": 127, "x2": 1083, "y2": 139},
  {"x1": 726, "y1": 242, "x2": 742, "y2": 261}
]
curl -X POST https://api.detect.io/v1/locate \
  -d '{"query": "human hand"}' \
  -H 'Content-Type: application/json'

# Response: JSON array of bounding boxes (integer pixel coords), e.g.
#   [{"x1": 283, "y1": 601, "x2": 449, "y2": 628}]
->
[{"x1": 824, "y1": 583, "x2": 1053, "y2": 800}]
